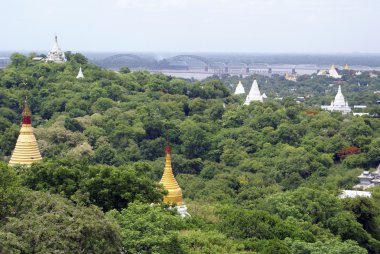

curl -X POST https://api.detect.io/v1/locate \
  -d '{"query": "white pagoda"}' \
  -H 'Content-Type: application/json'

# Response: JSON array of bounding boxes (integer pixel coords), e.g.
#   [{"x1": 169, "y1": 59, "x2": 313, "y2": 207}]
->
[
  {"x1": 46, "y1": 35, "x2": 67, "y2": 63},
  {"x1": 321, "y1": 85, "x2": 351, "y2": 114},
  {"x1": 244, "y1": 78, "x2": 263, "y2": 105},
  {"x1": 328, "y1": 64, "x2": 341, "y2": 79},
  {"x1": 76, "y1": 66, "x2": 84, "y2": 79},
  {"x1": 234, "y1": 80, "x2": 245, "y2": 95}
]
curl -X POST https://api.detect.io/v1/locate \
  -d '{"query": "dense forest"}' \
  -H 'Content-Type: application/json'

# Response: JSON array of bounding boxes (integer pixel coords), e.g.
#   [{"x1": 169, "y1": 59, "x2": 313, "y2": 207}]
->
[{"x1": 0, "y1": 52, "x2": 380, "y2": 253}]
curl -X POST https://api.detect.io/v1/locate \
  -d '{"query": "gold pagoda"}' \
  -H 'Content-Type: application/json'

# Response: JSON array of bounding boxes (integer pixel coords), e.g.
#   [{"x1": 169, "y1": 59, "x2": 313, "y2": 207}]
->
[
  {"x1": 159, "y1": 141, "x2": 189, "y2": 217},
  {"x1": 9, "y1": 99, "x2": 42, "y2": 166}
]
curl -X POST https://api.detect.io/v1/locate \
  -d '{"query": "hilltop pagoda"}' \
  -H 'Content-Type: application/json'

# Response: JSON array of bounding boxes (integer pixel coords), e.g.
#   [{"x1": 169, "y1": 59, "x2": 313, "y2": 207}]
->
[
  {"x1": 9, "y1": 98, "x2": 42, "y2": 166},
  {"x1": 244, "y1": 78, "x2": 263, "y2": 105},
  {"x1": 234, "y1": 80, "x2": 245, "y2": 95},
  {"x1": 159, "y1": 141, "x2": 189, "y2": 217},
  {"x1": 76, "y1": 66, "x2": 85, "y2": 79},
  {"x1": 46, "y1": 35, "x2": 67, "y2": 63},
  {"x1": 321, "y1": 85, "x2": 351, "y2": 114}
]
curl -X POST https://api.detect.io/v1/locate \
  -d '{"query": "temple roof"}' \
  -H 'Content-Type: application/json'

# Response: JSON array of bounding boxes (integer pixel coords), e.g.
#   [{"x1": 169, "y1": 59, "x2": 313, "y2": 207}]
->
[
  {"x1": 329, "y1": 64, "x2": 341, "y2": 78},
  {"x1": 244, "y1": 78, "x2": 263, "y2": 105},
  {"x1": 333, "y1": 85, "x2": 347, "y2": 106},
  {"x1": 234, "y1": 80, "x2": 245, "y2": 95}
]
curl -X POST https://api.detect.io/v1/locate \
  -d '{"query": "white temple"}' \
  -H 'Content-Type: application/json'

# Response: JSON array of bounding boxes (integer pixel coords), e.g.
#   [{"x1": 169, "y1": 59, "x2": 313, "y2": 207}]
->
[
  {"x1": 76, "y1": 66, "x2": 84, "y2": 79},
  {"x1": 321, "y1": 85, "x2": 351, "y2": 114},
  {"x1": 234, "y1": 80, "x2": 245, "y2": 95},
  {"x1": 354, "y1": 164, "x2": 380, "y2": 190},
  {"x1": 46, "y1": 35, "x2": 67, "y2": 63},
  {"x1": 328, "y1": 65, "x2": 341, "y2": 79},
  {"x1": 244, "y1": 78, "x2": 263, "y2": 105}
]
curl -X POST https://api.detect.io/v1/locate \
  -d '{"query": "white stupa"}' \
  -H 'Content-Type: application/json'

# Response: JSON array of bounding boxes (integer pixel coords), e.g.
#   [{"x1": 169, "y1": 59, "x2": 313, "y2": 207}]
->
[
  {"x1": 234, "y1": 80, "x2": 245, "y2": 95},
  {"x1": 76, "y1": 66, "x2": 84, "y2": 79},
  {"x1": 321, "y1": 85, "x2": 351, "y2": 114},
  {"x1": 328, "y1": 64, "x2": 341, "y2": 79},
  {"x1": 46, "y1": 35, "x2": 67, "y2": 63},
  {"x1": 244, "y1": 78, "x2": 263, "y2": 105}
]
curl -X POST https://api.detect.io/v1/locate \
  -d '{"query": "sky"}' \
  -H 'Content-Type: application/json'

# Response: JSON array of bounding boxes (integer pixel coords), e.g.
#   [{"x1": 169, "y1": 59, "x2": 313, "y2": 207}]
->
[{"x1": 1, "y1": 0, "x2": 380, "y2": 53}]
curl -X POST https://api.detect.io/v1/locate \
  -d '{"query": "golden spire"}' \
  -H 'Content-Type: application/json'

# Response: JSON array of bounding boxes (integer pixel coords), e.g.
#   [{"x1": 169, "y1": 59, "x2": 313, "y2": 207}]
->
[
  {"x1": 9, "y1": 97, "x2": 42, "y2": 166},
  {"x1": 159, "y1": 139, "x2": 184, "y2": 206}
]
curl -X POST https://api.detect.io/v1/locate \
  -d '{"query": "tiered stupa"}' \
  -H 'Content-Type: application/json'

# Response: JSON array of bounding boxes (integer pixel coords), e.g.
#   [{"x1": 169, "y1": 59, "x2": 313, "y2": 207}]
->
[
  {"x1": 159, "y1": 141, "x2": 189, "y2": 217},
  {"x1": 46, "y1": 35, "x2": 67, "y2": 63},
  {"x1": 76, "y1": 66, "x2": 84, "y2": 79},
  {"x1": 234, "y1": 80, "x2": 245, "y2": 95},
  {"x1": 9, "y1": 99, "x2": 42, "y2": 166},
  {"x1": 328, "y1": 64, "x2": 342, "y2": 79},
  {"x1": 321, "y1": 85, "x2": 351, "y2": 114},
  {"x1": 344, "y1": 64, "x2": 349, "y2": 70},
  {"x1": 244, "y1": 78, "x2": 263, "y2": 105}
]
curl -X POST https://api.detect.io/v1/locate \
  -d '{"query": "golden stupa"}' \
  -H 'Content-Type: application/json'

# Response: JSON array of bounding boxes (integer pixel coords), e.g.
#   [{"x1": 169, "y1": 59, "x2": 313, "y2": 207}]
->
[
  {"x1": 344, "y1": 64, "x2": 349, "y2": 70},
  {"x1": 9, "y1": 98, "x2": 42, "y2": 166},
  {"x1": 159, "y1": 142, "x2": 184, "y2": 206}
]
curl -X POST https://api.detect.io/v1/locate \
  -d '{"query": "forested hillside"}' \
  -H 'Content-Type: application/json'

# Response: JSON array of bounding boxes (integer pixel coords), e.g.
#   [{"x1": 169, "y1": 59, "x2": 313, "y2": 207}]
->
[{"x1": 0, "y1": 53, "x2": 380, "y2": 253}]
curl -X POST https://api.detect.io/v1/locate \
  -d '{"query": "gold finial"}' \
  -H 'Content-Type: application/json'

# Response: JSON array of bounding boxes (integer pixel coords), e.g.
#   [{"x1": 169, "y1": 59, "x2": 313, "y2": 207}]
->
[{"x1": 22, "y1": 96, "x2": 31, "y2": 118}]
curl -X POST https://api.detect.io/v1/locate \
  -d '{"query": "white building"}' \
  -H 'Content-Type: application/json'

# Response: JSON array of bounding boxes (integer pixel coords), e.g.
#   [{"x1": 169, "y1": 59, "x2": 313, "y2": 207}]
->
[
  {"x1": 321, "y1": 85, "x2": 351, "y2": 114},
  {"x1": 244, "y1": 78, "x2": 263, "y2": 105},
  {"x1": 354, "y1": 164, "x2": 380, "y2": 190},
  {"x1": 339, "y1": 190, "x2": 371, "y2": 199},
  {"x1": 46, "y1": 35, "x2": 67, "y2": 63},
  {"x1": 234, "y1": 80, "x2": 245, "y2": 95}
]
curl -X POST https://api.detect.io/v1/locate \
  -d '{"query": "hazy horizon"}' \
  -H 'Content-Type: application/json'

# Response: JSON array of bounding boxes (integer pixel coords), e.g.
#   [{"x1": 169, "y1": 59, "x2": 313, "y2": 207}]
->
[{"x1": 2, "y1": 0, "x2": 380, "y2": 53}]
